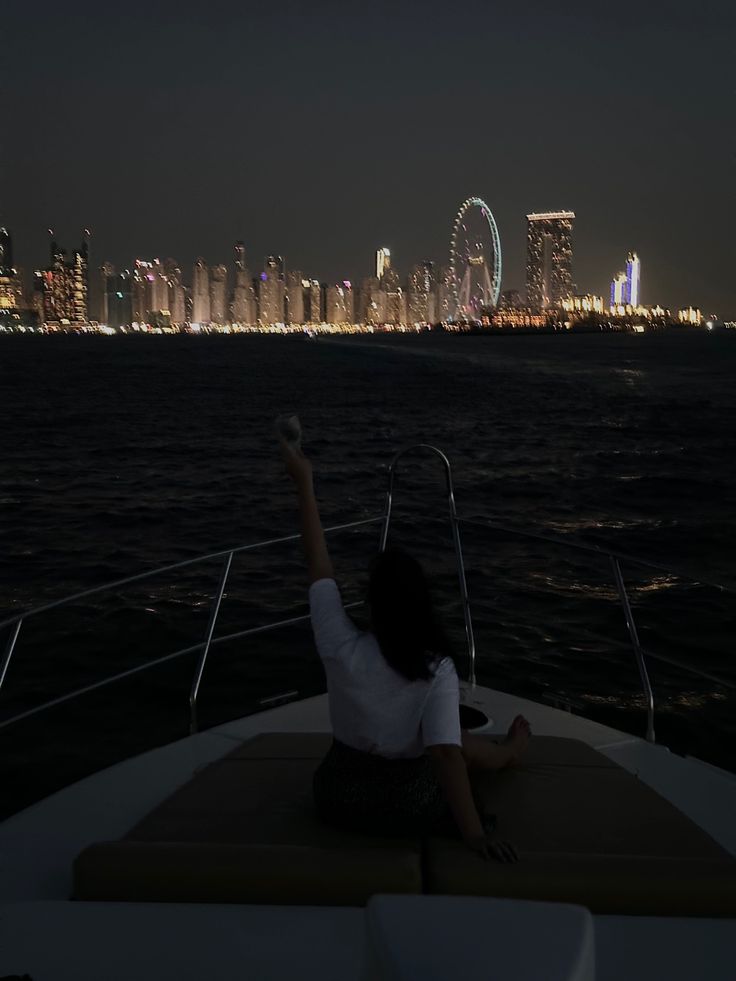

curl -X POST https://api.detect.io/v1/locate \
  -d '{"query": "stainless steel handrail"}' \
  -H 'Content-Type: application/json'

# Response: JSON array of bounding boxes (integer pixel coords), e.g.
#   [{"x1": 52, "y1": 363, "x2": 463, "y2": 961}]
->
[
  {"x1": 0, "y1": 516, "x2": 383, "y2": 715},
  {"x1": 611, "y1": 556, "x2": 655, "y2": 742},
  {"x1": 0, "y1": 516, "x2": 384, "y2": 632},
  {"x1": 1, "y1": 488, "x2": 733, "y2": 745},
  {"x1": 457, "y1": 517, "x2": 735, "y2": 595},
  {"x1": 189, "y1": 550, "x2": 234, "y2": 735},
  {"x1": 379, "y1": 444, "x2": 477, "y2": 686},
  {"x1": 0, "y1": 601, "x2": 364, "y2": 733}
]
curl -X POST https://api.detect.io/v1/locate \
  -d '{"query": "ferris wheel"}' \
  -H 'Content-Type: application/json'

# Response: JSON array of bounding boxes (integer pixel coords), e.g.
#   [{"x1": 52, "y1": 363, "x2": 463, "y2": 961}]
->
[{"x1": 450, "y1": 197, "x2": 502, "y2": 320}]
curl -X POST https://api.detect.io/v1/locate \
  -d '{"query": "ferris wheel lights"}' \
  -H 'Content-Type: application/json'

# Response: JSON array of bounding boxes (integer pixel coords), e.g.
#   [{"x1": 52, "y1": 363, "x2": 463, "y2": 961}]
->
[{"x1": 449, "y1": 196, "x2": 502, "y2": 318}]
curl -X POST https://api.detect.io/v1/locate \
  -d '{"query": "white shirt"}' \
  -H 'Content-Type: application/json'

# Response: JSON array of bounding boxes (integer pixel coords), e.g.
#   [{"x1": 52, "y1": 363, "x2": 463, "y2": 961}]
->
[{"x1": 309, "y1": 578, "x2": 462, "y2": 759}]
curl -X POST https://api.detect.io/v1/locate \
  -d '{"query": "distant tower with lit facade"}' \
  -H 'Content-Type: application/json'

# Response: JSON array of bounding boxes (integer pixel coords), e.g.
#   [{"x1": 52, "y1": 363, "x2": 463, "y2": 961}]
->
[
  {"x1": 0, "y1": 225, "x2": 20, "y2": 312},
  {"x1": 408, "y1": 260, "x2": 434, "y2": 324},
  {"x1": 105, "y1": 269, "x2": 133, "y2": 327},
  {"x1": 0, "y1": 226, "x2": 13, "y2": 275},
  {"x1": 258, "y1": 255, "x2": 285, "y2": 325},
  {"x1": 209, "y1": 264, "x2": 227, "y2": 324},
  {"x1": 192, "y1": 258, "x2": 210, "y2": 323},
  {"x1": 611, "y1": 271, "x2": 627, "y2": 307},
  {"x1": 232, "y1": 240, "x2": 256, "y2": 324},
  {"x1": 69, "y1": 230, "x2": 90, "y2": 323},
  {"x1": 285, "y1": 270, "x2": 305, "y2": 324},
  {"x1": 34, "y1": 230, "x2": 89, "y2": 323},
  {"x1": 610, "y1": 252, "x2": 641, "y2": 308},
  {"x1": 526, "y1": 211, "x2": 575, "y2": 310},
  {"x1": 375, "y1": 247, "x2": 391, "y2": 280},
  {"x1": 625, "y1": 252, "x2": 640, "y2": 306},
  {"x1": 163, "y1": 259, "x2": 186, "y2": 325}
]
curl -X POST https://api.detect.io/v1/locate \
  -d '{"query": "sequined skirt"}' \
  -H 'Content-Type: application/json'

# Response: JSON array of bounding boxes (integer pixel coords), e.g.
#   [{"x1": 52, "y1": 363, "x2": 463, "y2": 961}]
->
[{"x1": 312, "y1": 738, "x2": 455, "y2": 837}]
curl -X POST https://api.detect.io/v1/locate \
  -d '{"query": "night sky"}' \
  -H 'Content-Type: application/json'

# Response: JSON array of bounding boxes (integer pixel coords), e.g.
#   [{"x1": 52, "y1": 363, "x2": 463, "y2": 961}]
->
[{"x1": 3, "y1": 1, "x2": 734, "y2": 315}]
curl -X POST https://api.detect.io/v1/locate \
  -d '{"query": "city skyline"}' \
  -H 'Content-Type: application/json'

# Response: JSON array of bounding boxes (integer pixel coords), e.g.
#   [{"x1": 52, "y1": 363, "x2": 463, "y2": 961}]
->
[
  {"x1": 1, "y1": 199, "x2": 728, "y2": 321},
  {"x1": 0, "y1": 203, "x2": 722, "y2": 325},
  {"x1": 0, "y1": 208, "x2": 720, "y2": 330},
  {"x1": 1, "y1": 2, "x2": 733, "y2": 317}
]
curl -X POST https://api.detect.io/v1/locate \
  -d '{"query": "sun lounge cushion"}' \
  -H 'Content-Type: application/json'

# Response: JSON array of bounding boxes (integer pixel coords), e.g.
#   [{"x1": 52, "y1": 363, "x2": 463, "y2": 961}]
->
[
  {"x1": 424, "y1": 846, "x2": 736, "y2": 917},
  {"x1": 73, "y1": 733, "x2": 421, "y2": 906},
  {"x1": 73, "y1": 840, "x2": 420, "y2": 906},
  {"x1": 426, "y1": 747, "x2": 736, "y2": 916}
]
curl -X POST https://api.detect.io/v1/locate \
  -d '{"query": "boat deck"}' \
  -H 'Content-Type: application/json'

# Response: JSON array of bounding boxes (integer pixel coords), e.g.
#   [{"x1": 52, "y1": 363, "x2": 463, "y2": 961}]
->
[{"x1": 1, "y1": 685, "x2": 735, "y2": 979}]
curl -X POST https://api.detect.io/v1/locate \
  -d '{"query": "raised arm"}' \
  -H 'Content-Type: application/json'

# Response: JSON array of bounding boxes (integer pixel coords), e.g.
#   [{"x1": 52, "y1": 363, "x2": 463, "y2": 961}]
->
[{"x1": 280, "y1": 440, "x2": 334, "y2": 584}]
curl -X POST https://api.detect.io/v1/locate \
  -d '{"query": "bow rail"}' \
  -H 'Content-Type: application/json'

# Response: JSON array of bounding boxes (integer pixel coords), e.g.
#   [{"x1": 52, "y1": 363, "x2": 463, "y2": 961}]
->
[{"x1": 1, "y1": 445, "x2": 734, "y2": 743}]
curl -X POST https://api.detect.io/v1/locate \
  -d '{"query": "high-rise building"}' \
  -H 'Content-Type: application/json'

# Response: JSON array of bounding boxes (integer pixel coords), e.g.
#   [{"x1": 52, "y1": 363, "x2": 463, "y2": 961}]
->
[
  {"x1": 210, "y1": 264, "x2": 228, "y2": 324},
  {"x1": 105, "y1": 270, "x2": 133, "y2": 327},
  {"x1": 526, "y1": 211, "x2": 575, "y2": 310},
  {"x1": 232, "y1": 241, "x2": 256, "y2": 324},
  {"x1": 625, "y1": 252, "x2": 640, "y2": 307},
  {"x1": 68, "y1": 230, "x2": 90, "y2": 323},
  {"x1": 163, "y1": 260, "x2": 186, "y2": 325},
  {"x1": 97, "y1": 262, "x2": 115, "y2": 321},
  {"x1": 326, "y1": 282, "x2": 354, "y2": 323},
  {"x1": 258, "y1": 255, "x2": 285, "y2": 325},
  {"x1": 361, "y1": 276, "x2": 386, "y2": 324},
  {"x1": 375, "y1": 247, "x2": 391, "y2": 280},
  {"x1": 132, "y1": 258, "x2": 168, "y2": 323},
  {"x1": 342, "y1": 281, "x2": 354, "y2": 324},
  {"x1": 434, "y1": 265, "x2": 453, "y2": 323},
  {"x1": 610, "y1": 271, "x2": 628, "y2": 307},
  {"x1": 408, "y1": 261, "x2": 434, "y2": 324},
  {"x1": 306, "y1": 279, "x2": 322, "y2": 324},
  {"x1": 192, "y1": 258, "x2": 210, "y2": 324},
  {"x1": 34, "y1": 231, "x2": 89, "y2": 323},
  {"x1": 285, "y1": 270, "x2": 305, "y2": 324},
  {"x1": 0, "y1": 226, "x2": 13, "y2": 275}
]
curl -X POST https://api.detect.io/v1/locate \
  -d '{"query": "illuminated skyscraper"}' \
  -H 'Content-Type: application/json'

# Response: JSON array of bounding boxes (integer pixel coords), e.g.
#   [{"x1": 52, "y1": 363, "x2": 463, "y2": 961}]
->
[
  {"x1": 0, "y1": 226, "x2": 20, "y2": 311},
  {"x1": 375, "y1": 247, "x2": 391, "y2": 280},
  {"x1": 192, "y1": 258, "x2": 210, "y2": 323},
  {"x1": 326, "y1": 282, "x2": 353, "y2": 323},
  {"x1": 0, "y1": 226, "x2": 13, "y2": 275},
  {"x1": 258, "y1": 255, "x2": 285, "y2": 325},
  {"x1": 48, "y1": 233, "x2": 70, "y2": 320},
  {"x1": 342, "y1": 281, "x2": 354, "y2": 324},
  {"x1": 526, "y1": 211, "x2": 575, "y2": 310},
  {"x1": 408, "y1": 261, "x2": 434, "y2": 324},
  {"x1": 625, "y1": 252, "x2": 640, "y2": 307},
  {"x1": 131, "y1": 259, "x2": 168, "y2": 322},
  {"x1": 164, "y1": 260, "x2": 186, "y2": 325},
  {"x1": 232, "y1": 241, "x2": 256, "y2": 324},
  {"x1": 306, "y1": 280, "x2": 322, "y2": 324},
  {"x1": 610, "y1": 271, "x2": 627, "y2": 307},
  {"x1": 105, "y1": 270, "x2": 133, "y2": 328},
  {"x1": 210, "y1": 264, "x2": 228, "y2": 324},
  {"x1": 434, "y1": 265, "x2": 453, "y2": 323},
  {"x1": 97, "y1": 262, "x2": 115, "y2": 321},
  {"x1": 285, "y1": 270, "x2": 305, "y2": 324},
  {"x1": 69, "y1": 230, "x2": 90, "y2": 324},
  {"x1": 34, "y1": 230, "x2": 89, "y2": 323}
]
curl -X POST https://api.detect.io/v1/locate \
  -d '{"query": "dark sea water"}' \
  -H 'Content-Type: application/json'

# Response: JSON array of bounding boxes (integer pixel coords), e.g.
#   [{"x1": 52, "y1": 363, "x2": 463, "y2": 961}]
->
[{"x1": 1, "y1": 330, "x2": 735, "y2": 815}]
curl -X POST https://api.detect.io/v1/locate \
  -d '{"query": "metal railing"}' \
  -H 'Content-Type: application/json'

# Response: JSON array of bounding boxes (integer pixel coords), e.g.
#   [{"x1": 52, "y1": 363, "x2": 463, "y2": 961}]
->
[
  {"x1": 1, "y1": 445, "x2": 734, "y2": 744},
  {"x1": 380, "y1": 445, "x2": 477, "y2": 685},
  {"x1": 0, "y1": 517, "x2": 382, "y2": 735}
]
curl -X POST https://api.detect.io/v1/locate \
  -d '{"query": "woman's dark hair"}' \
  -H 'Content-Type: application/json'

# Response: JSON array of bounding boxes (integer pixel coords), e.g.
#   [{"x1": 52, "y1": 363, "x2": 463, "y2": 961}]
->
[{"x1": 367, "y1": 547, "x2": 454, "y2": 682}]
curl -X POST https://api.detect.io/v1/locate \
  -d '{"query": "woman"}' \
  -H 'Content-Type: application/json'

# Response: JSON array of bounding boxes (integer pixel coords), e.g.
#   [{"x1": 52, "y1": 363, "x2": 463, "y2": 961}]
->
[{"x1": 280, "y1": 436, "x2": 530, "y2": 862}]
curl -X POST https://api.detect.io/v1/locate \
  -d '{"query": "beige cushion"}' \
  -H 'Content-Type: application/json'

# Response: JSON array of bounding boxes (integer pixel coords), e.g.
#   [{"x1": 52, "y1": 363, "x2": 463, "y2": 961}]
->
[
  {"x1": 430, "y1": 745, "x2": 736, "y2": 916},
  {"x1": 74, "y1": 734, "x2": 421, "y2": 906},
  {"x1": 470, "y1": 764, "x2": 727, "y2": 858},
  {"x1": 424, "y1": 845, "x2": 736, "y2": 917},
  {"x1": 74, "y1": 840, "x2": 421, "y2": 906},
  {"x1": 72, "y1": 731, "x2": 736, "y2": 915}
]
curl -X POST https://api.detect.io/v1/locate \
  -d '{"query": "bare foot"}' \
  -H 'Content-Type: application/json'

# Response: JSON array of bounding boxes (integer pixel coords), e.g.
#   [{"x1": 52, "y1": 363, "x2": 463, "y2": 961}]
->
[{"x1": 503, "y1": 714, "x2": 531, "y2": 764}]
